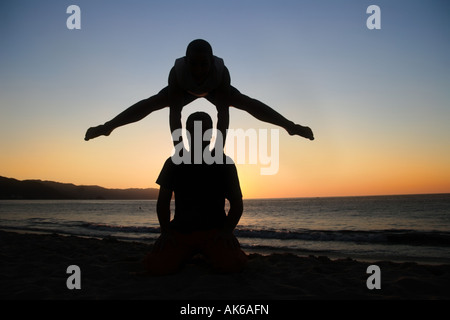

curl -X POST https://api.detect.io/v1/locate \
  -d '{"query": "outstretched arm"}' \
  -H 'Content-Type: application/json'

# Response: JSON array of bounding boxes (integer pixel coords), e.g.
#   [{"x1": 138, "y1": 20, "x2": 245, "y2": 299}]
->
[{"x1": 84, "y1": 88, "x2": 169, "y2": 141}]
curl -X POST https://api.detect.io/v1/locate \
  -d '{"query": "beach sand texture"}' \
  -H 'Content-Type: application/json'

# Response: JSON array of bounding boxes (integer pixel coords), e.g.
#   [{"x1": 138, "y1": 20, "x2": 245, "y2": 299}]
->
[{"x1": 1, "y1": 230, "x2": 449, "y2": 300}]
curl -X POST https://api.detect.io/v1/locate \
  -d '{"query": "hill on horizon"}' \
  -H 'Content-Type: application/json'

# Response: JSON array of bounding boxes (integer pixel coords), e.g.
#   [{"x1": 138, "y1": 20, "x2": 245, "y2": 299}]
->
[{"x1": 0, "y1": 176, "x2": 158, "y2": 200}]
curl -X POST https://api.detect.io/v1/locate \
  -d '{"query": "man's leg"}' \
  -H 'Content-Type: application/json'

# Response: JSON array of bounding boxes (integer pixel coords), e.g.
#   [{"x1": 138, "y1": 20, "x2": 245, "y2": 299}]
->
[
  {"x1": 143, "y1": 231, "x2": 192, "y2": 275},
  {"x1": 201, "y1": 229, "x2": 248, "y2": 273},
  {"x1": 228, "y1": 86, "x2": 314, "y2": 140},
  {"x1": 206, "y1": 84, "x2": 231, "y2": 148},
  {"x1": 168, "y1": 77, "x2": 197, "y2": 145}
]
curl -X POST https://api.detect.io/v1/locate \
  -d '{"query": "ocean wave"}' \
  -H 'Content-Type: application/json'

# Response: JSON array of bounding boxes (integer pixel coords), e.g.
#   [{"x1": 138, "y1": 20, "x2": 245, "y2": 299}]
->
[
  {"x1": 4, "y1": 220, "x2": 449, "y2": 248},
  {"x1": 81, "y1": 222, "x2": 159, "y2": 234},
  {"x1": 236, "y1": 228, "x2": 450, "y2": 247},
  {"x1": 80, "y1": 223, "x2": 450, "y2": 247}
]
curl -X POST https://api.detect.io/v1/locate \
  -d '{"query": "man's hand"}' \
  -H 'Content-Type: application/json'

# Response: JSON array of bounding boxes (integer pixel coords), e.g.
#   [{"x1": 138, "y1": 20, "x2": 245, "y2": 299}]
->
[
  {"x1": 214, "y1": 229, "x2": 239, "y2": 249},
  {"x1": 154, "y1": 230, "x2": 177, "y2": 252}
]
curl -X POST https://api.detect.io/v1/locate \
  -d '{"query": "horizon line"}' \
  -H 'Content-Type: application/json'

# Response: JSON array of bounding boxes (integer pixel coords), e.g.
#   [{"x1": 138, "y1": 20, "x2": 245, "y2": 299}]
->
[{"x1": 2, "y1": 175, "x2": 449, "y2": 201}]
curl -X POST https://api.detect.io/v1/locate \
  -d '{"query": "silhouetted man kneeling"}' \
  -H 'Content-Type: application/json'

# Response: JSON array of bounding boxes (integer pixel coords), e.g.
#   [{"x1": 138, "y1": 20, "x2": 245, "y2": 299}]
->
[{"x1": 144, "y1": 112, "x2": 247, "y2": 275}]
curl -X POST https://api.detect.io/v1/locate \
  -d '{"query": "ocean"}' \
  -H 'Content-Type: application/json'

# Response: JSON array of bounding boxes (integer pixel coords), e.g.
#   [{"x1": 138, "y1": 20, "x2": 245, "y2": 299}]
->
[{"x1": 1, "y1": 194, "x2": 449, "y2": 264}]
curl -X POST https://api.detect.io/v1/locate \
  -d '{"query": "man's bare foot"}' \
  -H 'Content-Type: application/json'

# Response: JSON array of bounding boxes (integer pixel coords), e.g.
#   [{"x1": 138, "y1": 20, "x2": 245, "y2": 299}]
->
[
  {"x1": 84, "y1": 124, "x2": 113, "y2": 141},
  {"x1": 287, "y1": 124, "x2": 314, "y2": 140}
]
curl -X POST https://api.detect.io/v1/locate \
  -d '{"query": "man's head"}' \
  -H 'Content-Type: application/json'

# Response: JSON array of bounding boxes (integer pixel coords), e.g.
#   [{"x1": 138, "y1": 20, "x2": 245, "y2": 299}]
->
[
  {"x1": 185, "y1": 39, "x2": 213, "y2": 84},
  {"x1": 186, "y1": 112, "x2": 213, "y2": 150},
  {"x1": 186, "y1": 111, "x2": 213, "y2": 139}
]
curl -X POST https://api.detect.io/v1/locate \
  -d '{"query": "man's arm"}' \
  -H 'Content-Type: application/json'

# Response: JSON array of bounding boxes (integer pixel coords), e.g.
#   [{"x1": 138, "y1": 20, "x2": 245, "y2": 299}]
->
[
  {"x1": 222, "y1": 161, "x2": 244, "y2": 233},
  {"x1": 224, "y1": 196, "x2": 243, "y2": 233},
  {"x1": 156, "y1": 186, "x2": 173, "y2": 233},
  {"x1": 214, "y1": 196, "x2": 243, "y2": 249},
  {"x1": 153, "y1": 186, "x2": 175, "y2": 251}
]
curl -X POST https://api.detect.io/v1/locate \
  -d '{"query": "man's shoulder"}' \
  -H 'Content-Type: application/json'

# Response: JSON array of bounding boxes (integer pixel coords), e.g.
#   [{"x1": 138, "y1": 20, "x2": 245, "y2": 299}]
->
[
  {"x1": 174, "y1": 57, "x2": 185, "y2": 68},
  {"x1": 174, "y1": 57, "x2": 187, "y2": 83},
  {"x1": 214, "y1": 154, "x2": 238, "y2": 176},
  {"x1": 161, "y1": 156, "x2": 178, "y2": 171},
  {"x1": 213, "y1": 55, "x2": 224, "y2": 67},
  {"x1": 164, "y1": 156, "x2": 175, "y2": 164},
  {"x1": 208, "y1": 150, "x2": 235, "y2": 165},
  {"x1": 222, "y1": 155, "x2": 237, "y2": 169},
  {"x1": 224, "y1": 154, "x2": 235, "y2": 164}
]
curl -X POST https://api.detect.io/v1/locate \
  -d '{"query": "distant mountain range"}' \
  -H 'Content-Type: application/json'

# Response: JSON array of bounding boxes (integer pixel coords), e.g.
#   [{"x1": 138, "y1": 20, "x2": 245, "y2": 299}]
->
[{"x1": 0, "y1": 176, "x2": 158, "y2": 200}]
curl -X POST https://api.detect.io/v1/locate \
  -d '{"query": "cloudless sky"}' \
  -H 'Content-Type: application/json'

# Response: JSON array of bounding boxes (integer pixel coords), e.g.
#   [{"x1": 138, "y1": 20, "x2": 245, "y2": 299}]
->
[{"x1": 1, "y1": 0, "x2": 449, "y2": 198}]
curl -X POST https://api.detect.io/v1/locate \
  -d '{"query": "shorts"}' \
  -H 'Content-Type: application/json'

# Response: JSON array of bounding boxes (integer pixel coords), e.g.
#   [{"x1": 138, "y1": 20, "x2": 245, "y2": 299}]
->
[{"x1": 143, "y1": 229, "x2": 248, "y2": 275}]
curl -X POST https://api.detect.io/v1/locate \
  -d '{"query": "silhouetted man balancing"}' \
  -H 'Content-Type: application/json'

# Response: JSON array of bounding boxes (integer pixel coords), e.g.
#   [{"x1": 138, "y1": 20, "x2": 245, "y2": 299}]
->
[
  {"x1": 85, "y1": 39, "x2": 314, "y2": 147},
  {"x1": 144, "y1": 112, "x2": 247, "y2": 275}
]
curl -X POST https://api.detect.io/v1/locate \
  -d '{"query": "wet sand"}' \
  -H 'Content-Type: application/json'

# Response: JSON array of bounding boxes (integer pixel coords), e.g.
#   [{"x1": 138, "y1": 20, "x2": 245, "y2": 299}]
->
[{"x1": 1, "y1": 230, "x2": 449, "y2": 300}]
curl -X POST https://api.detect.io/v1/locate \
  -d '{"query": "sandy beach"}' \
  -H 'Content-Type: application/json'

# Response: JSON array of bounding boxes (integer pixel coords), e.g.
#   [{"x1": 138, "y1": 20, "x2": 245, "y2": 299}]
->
[{"x1": 1, "y1": 230, "x2": 449, "y2": 301}]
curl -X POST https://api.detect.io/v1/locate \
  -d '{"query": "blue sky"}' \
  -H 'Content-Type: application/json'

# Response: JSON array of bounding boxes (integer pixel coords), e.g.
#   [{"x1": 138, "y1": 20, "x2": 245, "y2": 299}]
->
[{"x1": 1, "y1": 0, "x2": 449, "y2": 197}]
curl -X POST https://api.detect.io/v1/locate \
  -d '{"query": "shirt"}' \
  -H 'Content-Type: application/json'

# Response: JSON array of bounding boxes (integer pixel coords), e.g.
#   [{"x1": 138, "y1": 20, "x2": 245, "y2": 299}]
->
[{"x1": 156, "y1": 153, "x2": 242, "y2": 233}]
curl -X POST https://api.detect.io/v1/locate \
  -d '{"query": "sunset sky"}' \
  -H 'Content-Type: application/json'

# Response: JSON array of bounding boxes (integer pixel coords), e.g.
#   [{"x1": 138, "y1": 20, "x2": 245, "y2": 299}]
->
[{"x1": 1, "y1": 0, "x2": 449, "y2": 198}]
